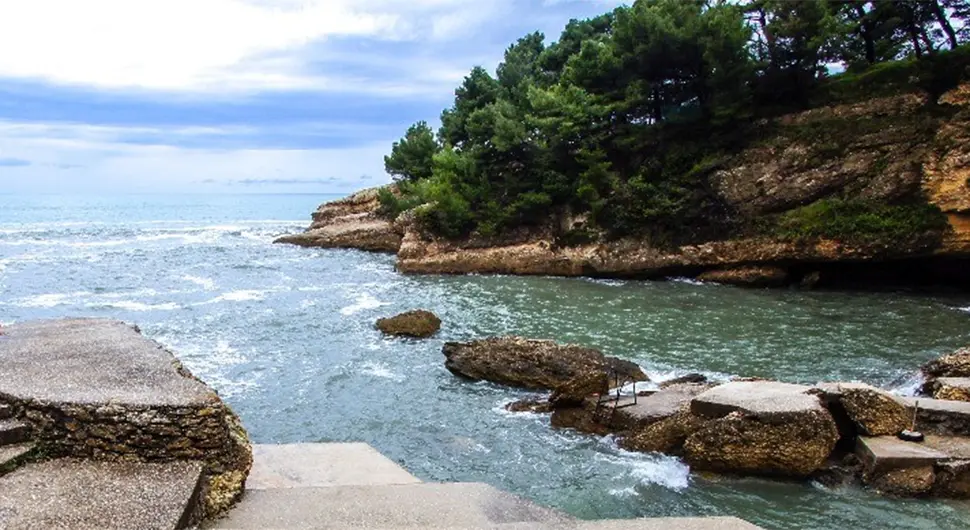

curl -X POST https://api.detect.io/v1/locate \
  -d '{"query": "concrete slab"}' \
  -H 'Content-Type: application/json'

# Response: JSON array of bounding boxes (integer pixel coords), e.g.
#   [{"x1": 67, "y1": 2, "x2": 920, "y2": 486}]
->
[
  {"x1": 0, "y1": 458, "x2": 203, "y2": 530},
  {"x1": 0, "y1": 420, "x2": 29, "y2": 445},
  {"x1": 922, "y1": 435, "x2": 970, "y2": 459},
  {"x1": 856, "y1": 436, "x2": 949, "y2": 473},
  {"x1": 690, "y1": 381, "x2": 823, "y2": 421},
  {"x1": 247, "y1": 443, "x2": 421, "y2": 489},
  {"x1": 609, "y1": 384, "x2": 709, "y2": 430},
  {"x1": 903, "y1": 397, "x2": 970, "y2": 436},
  {"x1": 207, "y1": 483, "x2": 572, "y2": 529},
  {"x1": 0, "y1": 319, "x2": 217, "y2": 407}
]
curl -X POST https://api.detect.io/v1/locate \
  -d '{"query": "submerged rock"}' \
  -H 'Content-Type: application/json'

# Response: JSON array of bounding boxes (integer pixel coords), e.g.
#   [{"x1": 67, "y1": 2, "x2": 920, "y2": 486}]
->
[
  {"x1": 696, "y1": 266, "x2": 790, "y2": 287},
  {"x1": 375, "y1": 310, "x2": 441, "y2": 339},
  {"x1": 441, "y1": 337, "x2": 647, "y2": 391},
  {"x1": 684, "y1": 382, "x2": 839, "y2": 477}
]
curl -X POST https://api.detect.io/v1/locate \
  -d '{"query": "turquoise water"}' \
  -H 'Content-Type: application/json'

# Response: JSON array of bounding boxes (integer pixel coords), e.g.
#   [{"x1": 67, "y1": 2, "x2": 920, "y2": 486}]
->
[{"x1": 3, "y1": 193, "x2": 970, "y2": 529}]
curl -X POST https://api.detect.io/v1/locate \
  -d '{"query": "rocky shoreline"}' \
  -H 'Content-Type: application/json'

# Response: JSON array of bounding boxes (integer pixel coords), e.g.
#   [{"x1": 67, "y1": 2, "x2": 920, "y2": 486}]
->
[
  {"x1": 442, "y1": 336, "x2": 970, "y2": 500},
  {"x1": 275, "y1": 85, "x2": 970, "y2": 289}
]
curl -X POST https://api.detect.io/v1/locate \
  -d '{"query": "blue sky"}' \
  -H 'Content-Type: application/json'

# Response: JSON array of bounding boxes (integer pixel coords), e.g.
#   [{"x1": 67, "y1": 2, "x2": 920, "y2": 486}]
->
[{"x1": 0, "y1": 0, "x2": 624, "y2": 194}]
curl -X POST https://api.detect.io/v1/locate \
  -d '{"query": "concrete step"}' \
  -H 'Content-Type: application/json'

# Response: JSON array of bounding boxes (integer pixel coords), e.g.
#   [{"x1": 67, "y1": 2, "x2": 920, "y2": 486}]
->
[
  {"x1": 247, "y1": 443, "x2": 421, "y2": 489},
  {"x1": 0, "y1": 443, "x2": 35, "y2": 474},
  {"x1": 206, "y1": 482, "x2": 573, "y2": 529},
  {"x1": 0, "y1": 419, "x2": 29, "y2": 445},
  {"x1": 856, "y1": 436, "x2": 950, "y2": 473},
  {"x1": 0, "y1": 403, "x2": 12, "y2": 420},
  {"x1": 903, "y1": 397, "x2": 970, "y2": 436},
  {"x1": 0, "y1": 458, "x2": 204, "y2": 530}
]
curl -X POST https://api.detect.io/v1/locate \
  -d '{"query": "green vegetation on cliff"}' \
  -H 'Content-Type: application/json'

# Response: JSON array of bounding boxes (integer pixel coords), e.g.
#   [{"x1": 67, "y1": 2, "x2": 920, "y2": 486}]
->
[{"x1": 382, "y1": 0, "x2": 969, "y2": 244}]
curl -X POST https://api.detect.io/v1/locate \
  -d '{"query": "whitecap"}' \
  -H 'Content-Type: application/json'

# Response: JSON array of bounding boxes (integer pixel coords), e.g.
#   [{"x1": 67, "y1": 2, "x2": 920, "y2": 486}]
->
[
  {"x1": 340, "y1": 293, "x2": 390, "y2": 316},
  {"x1": 182, "y1": 275, "x2": 217, "y2": 291},
  {"x1": 360, "y1": 361, "x2": 405, "y2": 382},
  {"x1": 12, "y1": 291, "x2": 91, "y2": 308},
  {"x1": 608, "y1": 487, "x2": 639, "y2": 498},
  {"x1": 90, "y1": 300, "x2": 180, "y2": 312},
  {"x1": 197, "y1": 290, "x2": 269, "y2": 305},
  {"x1": 597, "y1": 448, "x2": 691, "y2": 491},
  {"x1": 667, "y1": 277, "x2": 709, "y2": 286}
]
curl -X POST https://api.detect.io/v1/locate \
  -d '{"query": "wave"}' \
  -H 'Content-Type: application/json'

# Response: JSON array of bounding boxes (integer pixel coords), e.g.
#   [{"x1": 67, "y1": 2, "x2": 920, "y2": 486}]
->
[
  {"x1": 182, "y1": 275, "x2": 217, "y2": 291},
  {"x1": 667, "y1": 277, "x2": 710, "y2": 286},
  {"x1": 360, "y1": 361, "x2": 405, "y2": 382},
  {"x1": 198, "y1": 290, "x2": 269, "y2": 305},
  {"x1": 340, "y1": 293, "x2": 391, "y2": 316},
  {"x1": 595, "y1": 438, "x2": 691, "y2": 491},
  {"x1": 87, "y1": 300, "x2": 180, "y2": 312},
  {"x1": 8, "y1": 291, "x2": 91, "y2": 308}
]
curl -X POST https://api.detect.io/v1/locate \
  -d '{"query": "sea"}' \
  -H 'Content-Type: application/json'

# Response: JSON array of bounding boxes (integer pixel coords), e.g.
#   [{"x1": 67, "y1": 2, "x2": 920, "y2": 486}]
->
[{"x1": 2, "y1": 193, "x2": 970, "y2": 530}]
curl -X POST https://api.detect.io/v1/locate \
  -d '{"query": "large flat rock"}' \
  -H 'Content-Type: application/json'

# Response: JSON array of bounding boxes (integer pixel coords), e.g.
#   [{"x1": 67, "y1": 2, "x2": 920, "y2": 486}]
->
[
  {"x1": 247, "y1": 443, "x2": 421, "y2": 489},
  {"x1": 609, "y1": 383, "x2": 710, "y2": 431},
  {"x1": 690, "y1": 381, "x2": 823, "y2": 422},
  {"x1": 0, "y1": 459, "x2": 203, "y2": 530},
  {"x1": 206, "y1": 482, "x2": 572, "y2": 529},
  {"x1": 856, "y1": 436, "x2": 949, "y2": 473},
  {"x1": 0, "y1": 319, "x2": 217, "y2": 407}
]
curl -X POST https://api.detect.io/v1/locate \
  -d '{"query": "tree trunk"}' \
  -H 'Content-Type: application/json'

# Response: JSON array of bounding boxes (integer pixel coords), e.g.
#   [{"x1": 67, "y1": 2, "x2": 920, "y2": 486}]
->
[
  {"x1": 930, "y1": 0, "x2": 960, "y2": 50},
  {"x1": 854, "y1": 3, "x2": 877, "y2": 64}
]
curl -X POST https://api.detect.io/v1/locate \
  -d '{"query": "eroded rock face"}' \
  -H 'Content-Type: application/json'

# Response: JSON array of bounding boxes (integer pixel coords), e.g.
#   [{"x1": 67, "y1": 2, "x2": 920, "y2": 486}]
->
[
  {"x1": 274, "y1": 187, "x2": 402, "y2": 252},
  {"x1": 696, "y1": 266, "x2": 789, "y2": 287},
  {"x1": 620, "y1": 410, "x2": 707, "y2": 455},
  {"x1": 550, "y1": 372, "x2": 609, "y2": 408},
  {"x1": 923, "y1": 348, "x2": 970, "y2": 379},
  {"x1": 815, "y1": 382, "x2": 909, "y2": 436},
  {"x1": 928, "y1": 378, "x2": 970, "y2": 402},
  {"x1": 867, "y1": 466, "x2": 936, "y2": 497},
  {"x1": 375, "y1": 310, "x2": 442, "y2": 339},
  {"x1": 684, "y1": 382, "x2": 839, "y2": 477},
  {"x1": 442, "y1": 337, "x2": 647, "y2": 391}
]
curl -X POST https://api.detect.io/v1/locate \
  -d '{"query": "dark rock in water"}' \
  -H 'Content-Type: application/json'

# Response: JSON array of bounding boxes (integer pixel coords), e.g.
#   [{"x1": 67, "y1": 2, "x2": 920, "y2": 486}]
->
[
  {"x1": 441, "y1": 337, "x2": 647, "y2": 391},
  {"x1": 550, "y1": 372, "x2": 609, "y2": 408},
  {"x1": 659, "y1": 373, "x2": 708, "y2": 389},
  {"x1": 376, "y1": 310, "x2": 441, "y2": 338},
  {"x1": 505, "y1": 399, "x2": 553, "y2": 414},
  {"x1": 550, "y1": 401, "x2": 612, "y2": 436}
]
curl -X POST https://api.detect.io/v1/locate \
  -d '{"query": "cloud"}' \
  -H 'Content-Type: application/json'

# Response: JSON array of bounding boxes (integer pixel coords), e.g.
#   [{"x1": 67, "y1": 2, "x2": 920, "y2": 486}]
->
[
  {"x1": 232, "y1": 177, "x2": 339, "y2": 186},
  {"x1": 0, "y1": 157, "x2": 30, "y2": 167}
]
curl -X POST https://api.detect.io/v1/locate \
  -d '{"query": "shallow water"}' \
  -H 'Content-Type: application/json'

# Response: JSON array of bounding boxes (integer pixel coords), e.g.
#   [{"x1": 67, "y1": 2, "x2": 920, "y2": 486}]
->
[{"x1": 3, "y1": 193, "x2": 970, "y2": 530}]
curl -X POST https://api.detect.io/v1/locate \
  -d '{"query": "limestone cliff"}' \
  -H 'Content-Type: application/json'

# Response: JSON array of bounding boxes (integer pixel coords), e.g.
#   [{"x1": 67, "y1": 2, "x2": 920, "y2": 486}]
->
[{"x1": 282, "y1": 84, "x2": 970, "y2": 286}]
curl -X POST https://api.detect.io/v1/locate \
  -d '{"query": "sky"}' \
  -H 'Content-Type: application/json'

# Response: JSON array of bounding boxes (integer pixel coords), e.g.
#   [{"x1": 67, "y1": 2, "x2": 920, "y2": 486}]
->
[{"x1": 0, "y1": 0, "x2": 625, "y2": 194}]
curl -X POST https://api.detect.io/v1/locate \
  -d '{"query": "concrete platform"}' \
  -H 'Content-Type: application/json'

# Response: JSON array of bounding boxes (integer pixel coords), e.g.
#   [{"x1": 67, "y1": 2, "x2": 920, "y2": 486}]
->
[
  {"x1": 690, "y1": 381, "x2": 823, "y2": 421},
  {"x1": 0, "y1": 443, "x2": 34, "y2": 472},
  {"x1": 607, "y1": 384, "x2": 709, "y2": 430},
  {"x1": 207, "y1": 482, "x2": 573, "y2": 529},
  {"x1": 903, "y1": 397, "x2": 970, "y2": 435},
  {"x1": 248, "y1": 443, "x2": 421, "y2": 489},
  {"x1": 0, "y1": 319, "x2": 215, "y2": 406},
  {"x1": 856, "y1": 436, "x2": 949, "y2": 473},
  {"x1": 0, "y1": 459, "x2": 204, "y2": 530}
]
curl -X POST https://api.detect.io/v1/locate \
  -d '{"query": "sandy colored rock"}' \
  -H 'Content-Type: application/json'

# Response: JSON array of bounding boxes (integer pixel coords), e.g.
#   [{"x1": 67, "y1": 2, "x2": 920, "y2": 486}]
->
[
  {"x1": 550, "y1": 372, "x2": 609, "y2": 407},
  {"x1": 683, "y1": 409, "x2": 839, "y2": 478},
  {"x1": 696, "y1": 267, "x2": 789, "y2": 287},
  {"x1": 375, "y1": 310, "x2": 442, "y2": 339},
  {"x1": 868, "y1": 466, "x2": 936, "y2": 497},
  {"x1": 275, "y1": 187, "x2": 402, "y2": 253},
  {"x1": 933, "y1": 460, "x2": 970, "y2": 498},
  {"x1": 684, "y1": 382, "x2": 839, "y2": 477},
  {"x1": 922, "y1": 347, "x2": 970, "y2": 379},
  {"x1": 815, "y1": 382, "x2": 909, "y2": 436},
  {"x1": 442, "y1": 337, "x2": 646, "y2": 391},
  {"x1": 620, "y1": 410, "x2": 708, "y2": 455},
  {"x1": 929, "y1": 378, "x2": 970, "y2": 402}
]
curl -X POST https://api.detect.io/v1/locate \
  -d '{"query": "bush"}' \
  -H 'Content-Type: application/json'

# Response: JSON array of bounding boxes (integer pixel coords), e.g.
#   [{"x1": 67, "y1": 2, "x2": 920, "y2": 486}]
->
[{"x1": 774, "y1": 199, "x2": 949, "y2": 246}]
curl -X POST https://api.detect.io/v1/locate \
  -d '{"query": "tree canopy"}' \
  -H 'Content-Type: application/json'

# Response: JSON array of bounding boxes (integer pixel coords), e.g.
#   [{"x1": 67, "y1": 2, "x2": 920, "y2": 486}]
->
[{"x1": 381, "y1": 0, "x2": 970, "y2": 241}]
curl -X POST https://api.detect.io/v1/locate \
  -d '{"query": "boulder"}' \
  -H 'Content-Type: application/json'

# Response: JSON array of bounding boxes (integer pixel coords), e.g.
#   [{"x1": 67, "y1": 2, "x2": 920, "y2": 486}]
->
[
  {"x1": 549, "y1": 372, "x2": 609, "y2": 408},
  {"x1": 684, "y1": 382, "x2": 839, "y2": 477},
  {"x1": 814, "y1": 382, "x2": 910, "y2": 436},
  {"x1": 868, "y1": 466, "x2": 936, "y2": 497},
  {"x1": 375, "y1": 310, "x2": 441, "y2": 339},
  {"x1": 933, "y1": 460, "x2": 970, "y2": 498},
  {"x1": 696, "y1": 266, "x2": 789, "y2": 287},
  {"x1": 442, "y1": 337, "x2": 647, "y2": 391},
  {"x1": 550, "y1": 401, "x2": 611, "y2": 436},
  {"x1": 922, "y1": 347, "x2": 970, "y2": 379},
  {"x1": 505, "y1": 399, "x2": 553, "y2": 414},
  {"x1": 927, "y1": 378, "x2": 970, "y2": 402},
  {"x1": 659, "y1": 373, "x2": 708, "y2": 389},
  {"x1": 620, "y1": 410, "x2": 708, "y2": 455}
]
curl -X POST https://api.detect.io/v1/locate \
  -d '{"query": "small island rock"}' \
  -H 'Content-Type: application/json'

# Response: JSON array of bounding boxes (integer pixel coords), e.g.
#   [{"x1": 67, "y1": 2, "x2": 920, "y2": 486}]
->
[{"x1": 376, "y1": 310, "x2": 442, "y2": 338}]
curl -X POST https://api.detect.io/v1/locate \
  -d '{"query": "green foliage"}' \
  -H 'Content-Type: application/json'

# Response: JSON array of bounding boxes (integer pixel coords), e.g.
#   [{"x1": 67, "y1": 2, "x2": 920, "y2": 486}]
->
[
  {"x1": 774, "y1": 199, "x2": 949, "y2": 245},
  {"x1": 382, "y1": 0, "x2": 969, "y2": 242},
  {"x1": 383, "y1": 121, "x2": 438, "y2": 182}
]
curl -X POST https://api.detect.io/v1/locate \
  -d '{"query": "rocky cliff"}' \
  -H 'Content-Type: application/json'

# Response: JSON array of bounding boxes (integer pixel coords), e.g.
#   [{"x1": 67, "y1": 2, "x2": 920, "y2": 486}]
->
[{"x1": 278, "y1": 84, "x2": 970, "y2": 287}]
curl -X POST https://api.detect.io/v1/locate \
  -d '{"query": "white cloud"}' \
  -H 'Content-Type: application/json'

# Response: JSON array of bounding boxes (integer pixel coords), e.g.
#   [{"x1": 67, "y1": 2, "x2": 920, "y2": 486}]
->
[{"x1": 0, "y1": 0, "x2": 519, "y2": 93}]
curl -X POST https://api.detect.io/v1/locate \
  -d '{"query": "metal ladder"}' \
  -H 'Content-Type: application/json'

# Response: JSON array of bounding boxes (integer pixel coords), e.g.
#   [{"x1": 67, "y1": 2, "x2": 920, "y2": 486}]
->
[{"x1": 592, "y1": 368, "x2": 638, "y2": 427}]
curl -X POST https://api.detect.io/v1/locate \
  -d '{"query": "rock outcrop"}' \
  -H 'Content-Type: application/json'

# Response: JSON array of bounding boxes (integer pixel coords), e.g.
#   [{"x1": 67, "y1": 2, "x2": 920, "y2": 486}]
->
[
  {"x1": 923, "y1": 347, "x2": 970, "y2": 379},
  {"x1": 696, "y1": 266, "x2": 790, "y2": 287},
  {"x1": 442, "y1": 337, "x2": 647, "y2": 391},
  {"x1": 927, "y1": 378, "x2": 970, "y2": 402},
  {"x1": 815, "y1": 382, "x2": 910, "y2": 436},
  {"x1": 683, "y1": 382, "x2": 839, "y2": 477},
  {"x1": 274, "y1": 187, "x2": 402, "y2": 252},
  {"x1": 375, "y1": 310, "x2": 442, "y2": 339}
]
